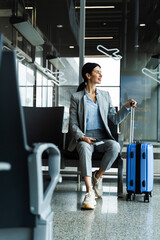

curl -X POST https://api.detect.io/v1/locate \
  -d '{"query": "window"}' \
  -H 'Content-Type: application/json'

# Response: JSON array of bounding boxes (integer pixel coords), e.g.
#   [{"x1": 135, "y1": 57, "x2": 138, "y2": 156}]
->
[
  {"x1": 18, "y1": 62, "x2": 35, "y2": 106},
  {"x1": 59, "y1": 57, "x2": 121, "y2": 132},
  {"x1": 36, "y1": 70, "x2": 54, "y2": 107},
  {"x1": 85, "y1": 57, "x2": 120, "y2": 108}
]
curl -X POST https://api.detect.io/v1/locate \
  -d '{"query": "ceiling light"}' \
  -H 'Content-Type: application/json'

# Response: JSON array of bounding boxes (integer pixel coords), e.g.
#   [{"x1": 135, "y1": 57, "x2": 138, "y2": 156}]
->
[
  {"x1": 75, "y1": 6, "x2": 115, "y2": 9},
  {"x1": 0, "y1": 9, "x2": 12, "y2": 17},
  {"x1": 69, "y1": 45, "x2": 74, "y2": 48},
  {"x1": 48, "y1": 58, "x2": 65, "y2": 69},
  {"x1": 57, "y1": 24, "x2": 63, "y2": 28},
  {"x1": 10, "y1": 16, "x2": 44, "y2": 46},
  {"x1": 85, "y1": 36, "x2": 113, "y2": 40},
  {"x1": 25, "y1": 7, "x2": 33, "y2": 10},
  {"x1": 140, "y1": 23, "x2": 146, "y2": 27}
]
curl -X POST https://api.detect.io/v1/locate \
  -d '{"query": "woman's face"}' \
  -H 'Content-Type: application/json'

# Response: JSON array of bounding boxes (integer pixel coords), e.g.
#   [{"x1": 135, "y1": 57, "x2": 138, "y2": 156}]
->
[{"x1": 87, "y1": 66, "x2": 102, "y2": 85}]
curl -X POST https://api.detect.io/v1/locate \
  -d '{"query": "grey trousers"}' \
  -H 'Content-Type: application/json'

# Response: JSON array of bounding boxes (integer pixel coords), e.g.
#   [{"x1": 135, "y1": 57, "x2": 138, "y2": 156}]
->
[{"x1": 76, "y1": 129, "x2": 121, "y2": 177}]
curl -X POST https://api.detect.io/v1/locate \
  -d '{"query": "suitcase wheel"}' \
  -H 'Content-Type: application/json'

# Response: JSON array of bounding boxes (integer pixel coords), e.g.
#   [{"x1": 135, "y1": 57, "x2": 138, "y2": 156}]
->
[
  {"x1": 144, "y1": 193, "x2": 150, "y2": 202},
  {"x1": 126, "y1": 193, "x2": 131, "y2": 201},
  {"x1": 126, "y1": 192, "x2": 135, "y2": 201}
]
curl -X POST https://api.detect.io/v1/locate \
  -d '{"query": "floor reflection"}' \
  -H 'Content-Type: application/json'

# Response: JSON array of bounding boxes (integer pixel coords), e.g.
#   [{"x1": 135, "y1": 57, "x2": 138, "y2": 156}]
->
[{"x1": 52, "y1": 180, "x2": 160, "y2": 240}]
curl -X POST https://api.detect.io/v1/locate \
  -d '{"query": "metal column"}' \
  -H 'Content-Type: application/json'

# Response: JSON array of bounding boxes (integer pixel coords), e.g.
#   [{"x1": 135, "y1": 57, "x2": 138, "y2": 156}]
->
[
  {"x1": 122, "y1": 0, "x2": 128, "y2": 71},
  {"x1": 134, "y1": 0, "x2": 139, "y2": 49},
  {"x1": 133, "y1": 0, "x2": 139, "y2": 70},
  {"x1": 79, "y1": 0, "x2": 86, "y2": 84},
  {"x1": 158, "y1": 62, "x2": 160, "y2": 142}
]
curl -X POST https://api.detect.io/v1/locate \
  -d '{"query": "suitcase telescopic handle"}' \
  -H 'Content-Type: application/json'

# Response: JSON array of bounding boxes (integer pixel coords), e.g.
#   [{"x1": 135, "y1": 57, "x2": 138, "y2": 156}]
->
[
  {"x1": 129, "y1": 101, "x2": 135, "y2": 144},
  {"x1": 130, "y1": 101, "x2": 134, "y2": 107}
]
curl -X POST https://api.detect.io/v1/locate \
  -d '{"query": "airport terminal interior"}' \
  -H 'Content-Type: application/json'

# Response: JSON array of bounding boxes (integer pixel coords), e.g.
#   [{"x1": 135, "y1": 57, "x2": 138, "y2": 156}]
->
[{"x1": 0, "y1": 0, "x2": 160, "y2": 239}]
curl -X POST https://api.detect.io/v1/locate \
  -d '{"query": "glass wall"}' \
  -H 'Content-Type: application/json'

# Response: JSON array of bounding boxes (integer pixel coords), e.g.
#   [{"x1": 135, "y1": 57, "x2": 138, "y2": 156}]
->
[
  {"x1": 18, "y1": 55, "x2": 158, "y2": 141},
  {"x1": 120, "y1": 72, "x2": 158, "y2": 141}
]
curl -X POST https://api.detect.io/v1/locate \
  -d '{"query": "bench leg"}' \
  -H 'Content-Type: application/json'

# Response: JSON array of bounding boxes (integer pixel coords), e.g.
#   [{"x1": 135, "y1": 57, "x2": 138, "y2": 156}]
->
[
  {"x1": 118, "y1": 157, "x2": 123, "y2": 198},
  {"x1": 77, "y1": 173, "x2": 81, "y2": 191}
]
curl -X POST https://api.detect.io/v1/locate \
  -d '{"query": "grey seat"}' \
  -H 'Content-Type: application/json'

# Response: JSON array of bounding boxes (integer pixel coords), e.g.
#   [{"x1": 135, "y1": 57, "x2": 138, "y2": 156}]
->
[
  {"x1": 23, "y1": 106, "x2": 64, "y2": 150},
  {"x1": 0, "y1": 34, "x2": 60, "y2": 240},
  {"x1": 23, "y1": 106, "x2": 64, "y2": 170}
]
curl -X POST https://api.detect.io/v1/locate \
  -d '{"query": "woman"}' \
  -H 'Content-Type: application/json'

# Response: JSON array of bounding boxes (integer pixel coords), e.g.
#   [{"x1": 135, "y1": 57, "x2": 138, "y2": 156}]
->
[{"x1": 68, "y1": 62, "x2": 137, "y2": 210}]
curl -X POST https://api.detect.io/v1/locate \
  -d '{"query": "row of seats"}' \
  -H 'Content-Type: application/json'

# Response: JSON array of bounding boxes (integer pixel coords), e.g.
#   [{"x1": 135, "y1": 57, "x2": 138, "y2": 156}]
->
[{"x1": 0, "y1": 34, "x2": 60, "y2": 240}]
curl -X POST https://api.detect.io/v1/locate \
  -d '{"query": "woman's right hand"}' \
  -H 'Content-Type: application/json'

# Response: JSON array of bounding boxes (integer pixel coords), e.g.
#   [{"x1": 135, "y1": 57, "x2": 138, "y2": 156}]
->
[{"x1": 81, "y1": 136, "x2": 96, "y2": 145}]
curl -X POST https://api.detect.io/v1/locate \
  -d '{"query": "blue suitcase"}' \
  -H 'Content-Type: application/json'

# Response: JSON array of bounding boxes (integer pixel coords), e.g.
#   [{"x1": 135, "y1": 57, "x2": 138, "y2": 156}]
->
[{"x1": 126, "y1": 104, "x2": 154, "y2": 202}]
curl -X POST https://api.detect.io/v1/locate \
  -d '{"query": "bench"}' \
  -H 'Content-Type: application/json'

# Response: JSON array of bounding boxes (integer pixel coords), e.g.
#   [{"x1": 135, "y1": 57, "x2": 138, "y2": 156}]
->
[{"x1": 23, "y1": 105, "x2": 124, "y2": 197}]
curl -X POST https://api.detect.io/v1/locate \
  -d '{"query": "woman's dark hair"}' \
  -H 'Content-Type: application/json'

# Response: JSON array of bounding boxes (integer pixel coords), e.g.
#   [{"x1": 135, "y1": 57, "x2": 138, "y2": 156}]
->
[
  {"x1": 77, "y1": 62, "x2": 101, "y2": 92},
  {"x1": 77, "y1": 82, "x2": 86, "y2": 92}
]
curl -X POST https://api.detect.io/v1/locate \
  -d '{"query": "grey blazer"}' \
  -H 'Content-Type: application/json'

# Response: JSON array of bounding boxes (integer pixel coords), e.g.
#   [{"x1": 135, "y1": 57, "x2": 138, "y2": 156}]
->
[{"x1": 68, "y1": 88, "x2": 130, "y2": 152}]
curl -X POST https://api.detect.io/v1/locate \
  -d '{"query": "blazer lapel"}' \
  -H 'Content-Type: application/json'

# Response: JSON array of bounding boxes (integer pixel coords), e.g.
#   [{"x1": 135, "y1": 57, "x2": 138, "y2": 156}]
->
[
  {"x1": 96, "y1": 90, "x2": 114, "y2": 139},
  {"x1": 96, "y1": 90, "x2": 107, "y2": 124}
]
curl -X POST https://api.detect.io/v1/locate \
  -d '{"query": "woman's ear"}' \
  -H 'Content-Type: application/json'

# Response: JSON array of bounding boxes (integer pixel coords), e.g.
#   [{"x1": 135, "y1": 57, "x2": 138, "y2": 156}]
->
[{"x1": 85, "y1": 73, "x2": 91, "y2": 80}]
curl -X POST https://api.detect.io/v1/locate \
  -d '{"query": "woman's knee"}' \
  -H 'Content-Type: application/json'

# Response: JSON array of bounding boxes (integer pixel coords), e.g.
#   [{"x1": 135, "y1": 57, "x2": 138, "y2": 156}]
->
[
  {"x1": 76, "y1": 141, "x2": 93, "y2": 154},
  {"x1": 112, "y1": 141, "x2": 121, "y2": 152},
  {"x1": 105, "y1": 140, "x2": 121, "y2": 154}
]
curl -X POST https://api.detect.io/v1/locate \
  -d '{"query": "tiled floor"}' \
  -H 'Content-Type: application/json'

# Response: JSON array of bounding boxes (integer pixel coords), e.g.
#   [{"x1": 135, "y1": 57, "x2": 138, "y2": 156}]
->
[{"x1": 51, "y1": 179, "x2": 160, "y2": 240}]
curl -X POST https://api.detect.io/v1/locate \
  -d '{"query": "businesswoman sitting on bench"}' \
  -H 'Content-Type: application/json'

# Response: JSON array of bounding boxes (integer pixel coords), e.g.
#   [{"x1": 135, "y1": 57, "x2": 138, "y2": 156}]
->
[{"x1": 68, "y1": 62, "x2": 137, "y2": 209}]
